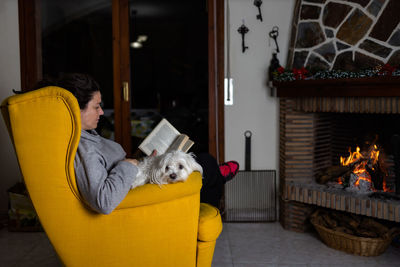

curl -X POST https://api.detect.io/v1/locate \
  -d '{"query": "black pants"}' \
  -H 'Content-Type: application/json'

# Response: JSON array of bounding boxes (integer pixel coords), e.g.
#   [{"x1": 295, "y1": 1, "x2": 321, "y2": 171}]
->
[{"x1": 196, "y1": 153, "x2": 224, "y2": 208}]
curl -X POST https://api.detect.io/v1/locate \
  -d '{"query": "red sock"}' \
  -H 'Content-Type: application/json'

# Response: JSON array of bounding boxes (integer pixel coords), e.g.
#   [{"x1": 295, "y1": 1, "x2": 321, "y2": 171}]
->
[
  {"x1": 220, "y1": 165, "x2": 231, "y2": 177},
  {"x1": 219, "y1": 161, "x2": 239, "y2": 178}
]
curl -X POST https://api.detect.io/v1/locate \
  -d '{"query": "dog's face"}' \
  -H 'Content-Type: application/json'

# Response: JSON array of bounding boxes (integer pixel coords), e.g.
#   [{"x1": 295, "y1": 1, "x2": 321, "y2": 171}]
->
[{"x1": 150, "y1": 151, "x2": 203, "y2": 185}]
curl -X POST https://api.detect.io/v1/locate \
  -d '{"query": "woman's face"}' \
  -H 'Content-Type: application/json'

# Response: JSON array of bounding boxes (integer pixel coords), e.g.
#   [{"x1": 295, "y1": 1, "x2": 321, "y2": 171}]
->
[{"x1": 81, "y1": 91, "x2": 104, "y2": 130}]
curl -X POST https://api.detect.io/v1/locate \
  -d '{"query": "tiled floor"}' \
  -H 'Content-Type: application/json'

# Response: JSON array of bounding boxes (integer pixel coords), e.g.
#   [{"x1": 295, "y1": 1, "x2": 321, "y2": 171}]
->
[
  {"x1": 213, "y1": 222, "x2": 400, "y2": 267},
  {"x1": 0, "y1": 226, "x2": 61, "y2": 267},
  {"x1": 1, "y1": 222, "x2": 399, "y2": 266}
]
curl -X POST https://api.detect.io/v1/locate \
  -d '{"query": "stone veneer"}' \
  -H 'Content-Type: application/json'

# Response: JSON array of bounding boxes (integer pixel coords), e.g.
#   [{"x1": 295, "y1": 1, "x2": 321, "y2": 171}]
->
[{"x1": 286, "y1": 0, "x2": 400, "y2": 71}]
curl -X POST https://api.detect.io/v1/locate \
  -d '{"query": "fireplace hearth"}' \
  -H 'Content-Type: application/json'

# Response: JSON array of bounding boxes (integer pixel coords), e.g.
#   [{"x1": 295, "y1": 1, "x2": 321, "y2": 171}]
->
[{"x1": 277, "y1": 77, "x2": 400, "y2": 232}]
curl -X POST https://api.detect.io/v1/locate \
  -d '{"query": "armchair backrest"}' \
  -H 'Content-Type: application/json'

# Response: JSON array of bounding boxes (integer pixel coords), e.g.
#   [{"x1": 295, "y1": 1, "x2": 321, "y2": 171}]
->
[
  {"x1": 1, "y1": 87, "x2": 98, "y2": 263},
  {"x1": 1, "y1": 86, "x2": 85, "y2": 216}
]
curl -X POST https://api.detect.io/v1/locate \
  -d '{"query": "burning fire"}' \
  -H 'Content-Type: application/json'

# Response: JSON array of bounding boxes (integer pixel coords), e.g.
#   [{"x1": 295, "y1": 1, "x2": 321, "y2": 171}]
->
[
  {"x1": 339, "y1": 145, "x2": 391, "y2": 192},
  {"x1": 340, "y1": 146, "x2": 362, "y2": 166}
]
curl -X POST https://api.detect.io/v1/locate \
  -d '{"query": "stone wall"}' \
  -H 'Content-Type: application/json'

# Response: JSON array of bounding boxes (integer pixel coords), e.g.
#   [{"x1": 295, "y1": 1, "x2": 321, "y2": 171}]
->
[{"x1": 286, "y1": 0, "x2": 400, "y2": 71}]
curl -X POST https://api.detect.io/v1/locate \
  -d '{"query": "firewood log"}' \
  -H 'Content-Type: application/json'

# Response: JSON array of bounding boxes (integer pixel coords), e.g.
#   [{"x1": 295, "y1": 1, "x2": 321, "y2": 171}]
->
[
  {"x1": 335, "y1": 226, "x2": 354, "y2": 235},
  {"x1": 321, "y1": 213, "x2": 337, "y2": 228},
  {"x1": 366, "y1": 163, "x2": 385, "y2": 191},
  {"x1": 312, "y1": 209, "x2": 396, "y2": 240},
  {"x1": 361, "y1": 217, "x2": 389, "y2": 237},
  {"x1": 355, "y1": 228, "x2": 379, "y2": 238},
  {"x1": 330, "y1": 212, "x2": 360, "y2": 230},
  {"x1": 315, "y1": 166, "x2": 350, "y2": 184}
]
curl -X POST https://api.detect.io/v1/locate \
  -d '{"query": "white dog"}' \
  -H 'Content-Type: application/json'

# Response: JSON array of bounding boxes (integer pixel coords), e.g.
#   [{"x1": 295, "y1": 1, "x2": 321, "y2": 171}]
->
[{"x1": 131, "y1": 150, "x2": 203, "y2": 189}]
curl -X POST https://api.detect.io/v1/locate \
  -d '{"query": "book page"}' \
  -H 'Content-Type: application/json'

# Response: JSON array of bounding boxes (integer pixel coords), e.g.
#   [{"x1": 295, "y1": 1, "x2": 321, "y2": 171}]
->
[
  {"x1": 166, "y1": 134, "x2": 189, "y2": 153},
  {"x1": 181, "y1": 139, "x2": 194, "y2": 153},
  {"x1": 138, "y1": 118, "x2": 180, "y2": 155}
]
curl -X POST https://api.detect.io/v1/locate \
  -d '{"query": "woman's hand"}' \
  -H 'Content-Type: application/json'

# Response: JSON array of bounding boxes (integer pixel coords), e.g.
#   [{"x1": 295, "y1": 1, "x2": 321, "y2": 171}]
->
[
  {"x1": 151, "y1": 150, "x2": 157, "y2": 157},
  {"x1": 124, "y1": 158, "x2": 139, "y2": 166}
]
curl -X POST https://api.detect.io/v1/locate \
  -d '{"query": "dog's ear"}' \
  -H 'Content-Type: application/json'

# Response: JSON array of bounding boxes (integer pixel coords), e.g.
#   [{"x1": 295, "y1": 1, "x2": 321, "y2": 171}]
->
[
  {"x1": 149, "y1": 156, "x2": 165, "y2": 185},
  {"x1": 185, "y1": 152, "x2": 203, "y2": 175},
  {"x1": 158, "y1": 152, "x2": 171, "y2": 170},
  {"x1": 149, "y1": 167, "x2": 163, "y2": 184}
]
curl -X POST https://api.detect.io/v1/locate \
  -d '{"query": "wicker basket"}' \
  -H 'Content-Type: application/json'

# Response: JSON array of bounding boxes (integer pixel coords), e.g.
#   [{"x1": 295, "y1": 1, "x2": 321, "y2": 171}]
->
[{"x1": 310, "y1": 211, "x2": 396, "y2": 256}]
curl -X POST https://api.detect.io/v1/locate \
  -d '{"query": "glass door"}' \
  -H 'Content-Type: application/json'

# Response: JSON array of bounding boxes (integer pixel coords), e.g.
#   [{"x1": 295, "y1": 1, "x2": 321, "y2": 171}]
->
[
  {"x1": 40, "y1": 0, "x2": 132, "y2": 154},
  {"x1": 128, "y1": 0, "x2": 209, "y2": 156}
]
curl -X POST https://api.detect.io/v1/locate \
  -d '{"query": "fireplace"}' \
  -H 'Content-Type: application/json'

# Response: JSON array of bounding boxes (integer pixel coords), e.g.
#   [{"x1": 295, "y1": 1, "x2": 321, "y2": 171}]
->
[{"x1": 277, "y1": 77, "x2": 400, "y2": 232}]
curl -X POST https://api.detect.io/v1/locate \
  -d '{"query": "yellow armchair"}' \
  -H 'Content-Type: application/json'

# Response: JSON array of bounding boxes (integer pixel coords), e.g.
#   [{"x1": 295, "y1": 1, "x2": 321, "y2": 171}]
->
[{"x1": 1, "y1": 87, "x2": 222, "y2": 267}]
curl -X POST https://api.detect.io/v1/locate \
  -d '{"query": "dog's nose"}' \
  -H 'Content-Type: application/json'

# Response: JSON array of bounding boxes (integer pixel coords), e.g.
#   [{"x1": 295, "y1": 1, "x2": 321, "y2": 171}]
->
[{"x1": 169, "y1": 173, "x2": 177, "y2": 179}]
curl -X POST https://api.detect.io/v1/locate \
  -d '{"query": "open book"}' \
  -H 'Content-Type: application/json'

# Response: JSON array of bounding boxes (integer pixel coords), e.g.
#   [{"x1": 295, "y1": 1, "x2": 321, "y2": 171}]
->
[{"x1": 138, "y1": 118, "x2": 194, "y2": 156}]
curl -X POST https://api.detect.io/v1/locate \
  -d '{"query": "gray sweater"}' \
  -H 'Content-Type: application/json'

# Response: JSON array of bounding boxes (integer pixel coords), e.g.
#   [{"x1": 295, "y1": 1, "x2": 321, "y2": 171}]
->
[{"x1": 74, "y1": 130, "x2": 138, "y2": 214}]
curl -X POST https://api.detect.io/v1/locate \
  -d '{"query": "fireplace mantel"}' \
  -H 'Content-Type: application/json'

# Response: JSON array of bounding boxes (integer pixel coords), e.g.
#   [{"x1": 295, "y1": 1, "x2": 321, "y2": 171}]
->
[{"x1": 275, "y1": 76, "x2": 400, "y2": 97}]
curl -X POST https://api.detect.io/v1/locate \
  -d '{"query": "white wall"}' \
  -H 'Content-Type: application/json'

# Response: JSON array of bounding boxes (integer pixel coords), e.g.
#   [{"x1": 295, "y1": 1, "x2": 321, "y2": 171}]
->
[
  {"x1": 0, "y1": 0, "x2": 22, "y2": 214},
  {"x1": 225, "y1": 0, "x2": 295, "y2": 174}
]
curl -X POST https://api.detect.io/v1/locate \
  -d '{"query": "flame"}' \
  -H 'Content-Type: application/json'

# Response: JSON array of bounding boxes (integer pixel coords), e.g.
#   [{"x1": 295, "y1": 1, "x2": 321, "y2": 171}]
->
[
  {"x1": 339, "y1": 145, "x2": 391, "y2": 192},
  {"x1": 370, "y1": 145, "x2": 379, "y2": 165},
  {"x1": 340, "y1": 146, "x2": 363, "y2": 166},
  {"x1": 354, "y1": 176, "x2": 371, "y2": 186},
  {"x1": 383, "y1": 179, "x2": 391, "y2": 192}
]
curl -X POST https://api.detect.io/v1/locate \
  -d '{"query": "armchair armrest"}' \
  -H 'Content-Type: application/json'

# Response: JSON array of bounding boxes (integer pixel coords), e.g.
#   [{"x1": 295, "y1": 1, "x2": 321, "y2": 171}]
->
[
  {"x1": 116, "y1": 171, "x2": 202, "y2": 210},
  {"x1": 198, "y1": 203, "x2": 223, "y2": 241}
]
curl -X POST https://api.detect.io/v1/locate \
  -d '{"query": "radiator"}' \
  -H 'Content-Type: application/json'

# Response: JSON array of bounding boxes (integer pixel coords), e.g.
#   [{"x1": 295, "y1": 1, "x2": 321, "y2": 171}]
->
[{"x1": 224, "y1": 170, "x2": 276, "y2": 222}]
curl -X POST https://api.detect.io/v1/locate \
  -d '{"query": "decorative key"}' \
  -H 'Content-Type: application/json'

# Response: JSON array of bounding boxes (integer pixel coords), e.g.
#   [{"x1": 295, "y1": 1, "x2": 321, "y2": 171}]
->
[
  {"x1": 238, "y1": 23, "x2": 249, "y2": 53},
  {"x1": 254, "y1": 0, "x2": 263, "y2": 21},
  {"x1": 269, "y1": 26, "x2": 280, "y2": 53}
]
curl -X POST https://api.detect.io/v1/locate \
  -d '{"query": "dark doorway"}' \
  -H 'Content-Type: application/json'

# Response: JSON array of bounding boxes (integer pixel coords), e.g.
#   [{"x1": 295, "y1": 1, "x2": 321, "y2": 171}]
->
[{"x1": 128, "y1": 0, "x2": 209, "y2": 154}]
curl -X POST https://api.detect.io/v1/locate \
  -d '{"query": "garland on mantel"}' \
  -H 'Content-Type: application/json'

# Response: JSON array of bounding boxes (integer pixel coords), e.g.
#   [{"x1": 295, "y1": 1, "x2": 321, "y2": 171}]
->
[{"x1": 273, "y1": 64, "x2": 400, "y2": 82}]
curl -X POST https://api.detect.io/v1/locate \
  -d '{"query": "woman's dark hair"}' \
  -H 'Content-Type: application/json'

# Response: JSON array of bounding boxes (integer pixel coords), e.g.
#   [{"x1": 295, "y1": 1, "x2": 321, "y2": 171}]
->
[{"x1": 34, "y1": 73, "x2": 100, "y2": 109}]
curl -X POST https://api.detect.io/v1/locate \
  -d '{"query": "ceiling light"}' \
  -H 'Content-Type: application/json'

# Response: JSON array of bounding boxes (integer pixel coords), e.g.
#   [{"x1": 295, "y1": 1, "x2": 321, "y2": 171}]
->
[
  {"x1": 130, "y1": 35, "x2": 148, "y2": 49},
  {"x1": 130, "y1": 42, "x2": 143, "y2": 49},
  {"x1": 137, "y1": 35, "x2": 148, "y2": 42}
]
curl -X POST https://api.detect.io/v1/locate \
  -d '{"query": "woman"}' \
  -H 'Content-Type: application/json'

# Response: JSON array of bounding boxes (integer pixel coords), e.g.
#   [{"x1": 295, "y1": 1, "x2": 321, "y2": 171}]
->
[{"x1": 36, "y1": 73, "x2": 239, "y2": 214}]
